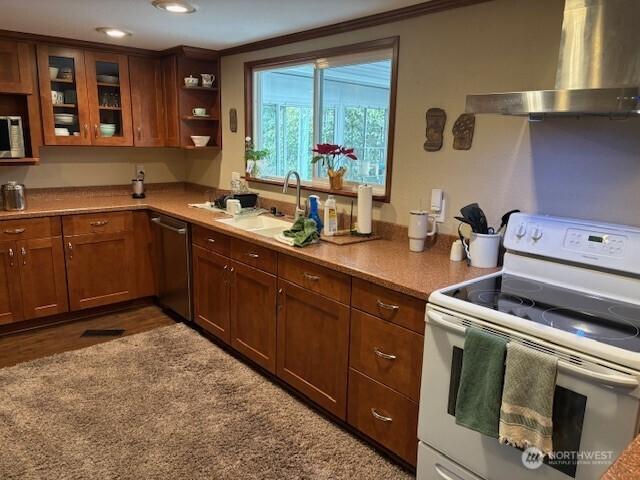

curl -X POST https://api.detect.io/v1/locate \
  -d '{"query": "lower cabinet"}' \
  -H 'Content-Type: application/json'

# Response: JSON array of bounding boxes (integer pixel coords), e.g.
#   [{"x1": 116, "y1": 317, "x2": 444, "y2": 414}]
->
[
  {"x1": 65, "y1": 231, "x2": 134, "y2": 310},
  {"x1": 230, "y1": 260, "x2": 277, "y2": 373},
  {"x1": 192, "y1": 244, "x2": 231, "y2": 343},
  {"x1": 0, "y1": 223, "x2": 68, "y2": 325},
  {"x1": 276, "y1": 279, "x2": 350, "y2": 419}
]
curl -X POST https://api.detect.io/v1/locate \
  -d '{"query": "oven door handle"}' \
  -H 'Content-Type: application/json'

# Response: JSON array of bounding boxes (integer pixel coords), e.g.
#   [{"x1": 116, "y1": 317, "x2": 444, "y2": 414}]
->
[
  {"x1": 428, "y1": 310, "x2": 639, "y2": 389},
  {"x1": 427, "y1": 310, "x2": 467, "y2": 335},
  {"x1": 558, "y1": 361, "x2": 639, "y2": 389}
]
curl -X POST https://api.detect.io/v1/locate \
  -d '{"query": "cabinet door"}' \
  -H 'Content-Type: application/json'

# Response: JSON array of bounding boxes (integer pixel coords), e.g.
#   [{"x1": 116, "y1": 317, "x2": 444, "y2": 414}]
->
[
  {"x1": 17, "y1": 237, "x2": 68, "y2": 320},
  {"x1": 229, "y1": 260, "x2": 277, "y2": 373},
  {"x1": 0, "y1": 40, "x2": 33, "y2": 94},
  {"x1": 37, "y1": 45, "x2": 91, "y2": 146},
  {"x1": 0, "y1": 241, "x2": 23, "y2": 325},
  {"x1": 276, "y1": 279, "x2": 350, "y2": 419},
  {"x1": 84, "y1": 51, "x2": 133, "y2": 146},
  {"x1": 129, "y1": 56, "x2": 165, "y2": 147},
  {"x1": 193, "y1": 245, "x2": 230, "y2": 343},
  {"x1": 65, "y1": 232, "x2": 134, "y2": 311}
]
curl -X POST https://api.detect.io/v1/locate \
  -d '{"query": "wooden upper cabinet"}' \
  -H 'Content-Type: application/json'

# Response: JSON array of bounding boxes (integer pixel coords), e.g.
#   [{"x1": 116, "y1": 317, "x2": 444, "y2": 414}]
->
[
  {"x1": 229, "y1": 260, "x2": 277, "y2": 373},
  {"x1": 0, "y1": 40, "x2": 33, "y2": 94},
  {"x1": 129, "y1": 56, "x2": 165, "y2": 147},
  {"x1": 161, "y1": 55, "x2": 180, "y2": 147},
  {"x1": 37, "y1": 45, "x2": 91, "y2": 146},
  {"x1": 17, "y1": 237, "x2": 68, "y2": 320},
  {"x1": 84, "y1": 51, "x2": 133, "y2": 146},
  {"x1": 0, "y1": 240, "x2": 23, "y2": 325},
  {"x1": 276, "y1": 279, "x2": 350, "y2": 419}
]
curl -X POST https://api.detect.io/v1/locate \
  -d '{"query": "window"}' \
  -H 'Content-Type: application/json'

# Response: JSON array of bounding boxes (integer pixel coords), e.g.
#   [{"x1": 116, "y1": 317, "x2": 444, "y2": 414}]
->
[{"x1": 245, "y1": 38, "x2": 398, "y2": 201}]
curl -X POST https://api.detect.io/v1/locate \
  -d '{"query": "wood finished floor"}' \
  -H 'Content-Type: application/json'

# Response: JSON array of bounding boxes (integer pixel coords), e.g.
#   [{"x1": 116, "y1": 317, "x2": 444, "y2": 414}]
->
[{"x1": 0, "y1": 305, "x2": 176, "y2": 368}]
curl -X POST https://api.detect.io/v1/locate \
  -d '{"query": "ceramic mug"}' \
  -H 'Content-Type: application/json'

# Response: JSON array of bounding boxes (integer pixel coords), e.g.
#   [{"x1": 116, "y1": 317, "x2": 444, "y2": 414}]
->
[
  {"x1": 462, "y1": 232, "x2": 501, "y2": 268},
  {"x1": 201, "y1": 73, "x2": 215, "y2": 87},
  {"x1": 184, "y1": 75, "x2": 199, "y2": 87},
  {"x1": 192, "y1": 107, "x2": 207, "y2": 117}
]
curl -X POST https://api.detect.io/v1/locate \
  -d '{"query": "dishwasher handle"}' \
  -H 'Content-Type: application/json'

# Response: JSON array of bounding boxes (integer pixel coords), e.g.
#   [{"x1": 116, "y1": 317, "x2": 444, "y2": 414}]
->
[{"x1": 151, "y1": 217, "x2": 187, "y2": 235}]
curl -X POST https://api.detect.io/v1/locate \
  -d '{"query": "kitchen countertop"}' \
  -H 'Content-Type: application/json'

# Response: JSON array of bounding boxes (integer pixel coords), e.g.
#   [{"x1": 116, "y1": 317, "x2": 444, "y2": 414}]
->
[
  {"x1": 0, "y1": 186, "x2": 492, "y2": 300},
  {"x1": 602, "y1": 435, "x2": 640, "y2": 480}
]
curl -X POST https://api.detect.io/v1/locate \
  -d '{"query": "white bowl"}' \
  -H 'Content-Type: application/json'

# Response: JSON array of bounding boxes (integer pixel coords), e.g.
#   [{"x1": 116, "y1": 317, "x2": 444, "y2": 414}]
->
[
  {"x1": 190, "y1": 135, "x2": 210, "y2": 147},
  {"x1": 97, "y1": 74, "x2": 119, "y2": 84},
  {"x1": 49, "y1": 67, "x2": 59, "y2": 80},
  {"x1": 54, "y1": 114, "x2": 77, "y2": 125},
  {"x1": 54, "y1": 128, "x2": 69, "y2": 136}
]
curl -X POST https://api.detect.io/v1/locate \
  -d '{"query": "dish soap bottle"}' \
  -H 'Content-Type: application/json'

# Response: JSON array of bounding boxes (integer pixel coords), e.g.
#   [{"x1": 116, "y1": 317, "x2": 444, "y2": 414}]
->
[
  {"x1": 308, "y1": 195, "x2": 323, "y2": 233},
  {"x1": 323, "y1": 195, "x2": 338, "y2": 236}
]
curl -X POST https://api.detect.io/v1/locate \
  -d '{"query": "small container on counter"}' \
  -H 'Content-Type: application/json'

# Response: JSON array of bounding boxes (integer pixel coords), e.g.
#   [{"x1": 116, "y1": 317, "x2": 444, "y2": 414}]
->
[{"x1": 1, "y1": 182, "x2": 26, "y2": 211}]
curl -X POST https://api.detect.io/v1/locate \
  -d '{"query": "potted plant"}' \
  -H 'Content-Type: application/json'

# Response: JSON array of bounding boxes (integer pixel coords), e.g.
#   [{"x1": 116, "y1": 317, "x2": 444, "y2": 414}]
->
[
  {"x1": 311, "y1": 143, "x2": 358, "y2": 191},
  {"x1": 245, "y1": 137, "x2": 269, "y2": 178}
]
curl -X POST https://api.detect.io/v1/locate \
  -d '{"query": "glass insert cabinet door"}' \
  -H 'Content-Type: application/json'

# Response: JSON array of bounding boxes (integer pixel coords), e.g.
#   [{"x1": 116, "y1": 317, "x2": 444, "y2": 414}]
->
[
  {"x1": 84, "y1": 51, "x2": 133, "y2": 146},
  {"x1": 37, "y1": 45, "x2": 91, "y2": 146}
]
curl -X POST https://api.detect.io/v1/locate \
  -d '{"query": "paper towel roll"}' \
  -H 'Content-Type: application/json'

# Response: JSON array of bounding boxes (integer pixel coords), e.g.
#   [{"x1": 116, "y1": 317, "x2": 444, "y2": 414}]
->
[{"x1": 357, "y1": 184, "x2": 373, "y2": 235}]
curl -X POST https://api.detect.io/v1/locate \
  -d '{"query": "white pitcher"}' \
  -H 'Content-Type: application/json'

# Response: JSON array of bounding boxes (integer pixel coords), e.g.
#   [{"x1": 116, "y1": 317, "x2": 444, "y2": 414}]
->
[{"x1": 201, "y1": 74, "x2": 215, "y2": 87}]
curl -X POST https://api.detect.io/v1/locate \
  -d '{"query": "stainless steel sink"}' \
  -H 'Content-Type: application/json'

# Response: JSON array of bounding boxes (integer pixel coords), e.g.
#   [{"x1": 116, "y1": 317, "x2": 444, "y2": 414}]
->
[{"x1": 216, "y1": 215, "x2": 293, "y2": 237}]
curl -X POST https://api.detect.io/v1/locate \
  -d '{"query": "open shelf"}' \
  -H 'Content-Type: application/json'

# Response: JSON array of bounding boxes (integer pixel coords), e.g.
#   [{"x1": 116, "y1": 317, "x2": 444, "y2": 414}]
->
[
  {"x1": 182, "y1": 145, "x2": 218, "y2": 150},
  {"x1": 99, "y1": 106, "x2": 122, "y2": 111},
  {"x1": 181, "y1": 115, "x2": 218, "y2": 121},
  {"x1": 97, "y1": 82, "x2": 120, "y2": 87},
  {"x1": 51, "y1": 78, "x2": 74, "y2": 84},
  {"x1": 181, "y1": 86, "x2": 218, "y2": 92},
  {"x1": 53, "y1": 103, "x2": 77, "y2": 108}
]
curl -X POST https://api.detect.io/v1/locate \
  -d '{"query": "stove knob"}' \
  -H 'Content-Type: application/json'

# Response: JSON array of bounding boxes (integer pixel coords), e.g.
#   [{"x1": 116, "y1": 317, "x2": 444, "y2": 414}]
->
[
  {"x1": 516, "y1": 223, "x2": 527, "y2": 239},
  {"x1": 531, "y1": 225, "x2": 543, "y2": 241}
]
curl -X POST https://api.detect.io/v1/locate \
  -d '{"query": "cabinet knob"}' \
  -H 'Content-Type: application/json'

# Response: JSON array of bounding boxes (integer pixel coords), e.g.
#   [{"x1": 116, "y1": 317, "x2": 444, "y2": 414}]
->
[
  {"x1": 94, "y1": 124, "x2": 99, "y2": 137},
  {"x1": 84, "y1": 124, "x2": 89, "y2": 138},
  {"x1": 67, "y1": 242, "x2": 73, "y2": 259},
  {"x1": 20, "y1": 247, "x2": 26, "y2": 266},
  {"x1": 137, "y1": 127, "x2": 142, "y2": 140},
  {"x1": 8, "y1": 247, "x2": 14, "y2": 267}
]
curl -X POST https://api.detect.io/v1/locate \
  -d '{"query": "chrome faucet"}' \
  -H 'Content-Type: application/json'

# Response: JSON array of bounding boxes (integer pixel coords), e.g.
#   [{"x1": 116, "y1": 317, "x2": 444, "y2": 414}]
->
[{"x1": 283, "y1": 170, "x2": 305, "y2": 220}]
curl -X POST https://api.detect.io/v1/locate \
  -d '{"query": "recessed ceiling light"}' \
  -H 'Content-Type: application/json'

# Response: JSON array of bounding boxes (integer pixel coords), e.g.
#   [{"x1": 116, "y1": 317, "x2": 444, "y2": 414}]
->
[
  {"x1": 152, "y1": 0, "x2": 197, "y2": 14},
  {"x1": 96, "y1": 27, "x2": 132, "y2": 38}
]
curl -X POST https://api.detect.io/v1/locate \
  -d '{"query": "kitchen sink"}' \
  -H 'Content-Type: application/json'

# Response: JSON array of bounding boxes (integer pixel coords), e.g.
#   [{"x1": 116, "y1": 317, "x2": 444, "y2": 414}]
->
[{"x1": 216, "y1": 215, "x2": 293, "y2": 237}]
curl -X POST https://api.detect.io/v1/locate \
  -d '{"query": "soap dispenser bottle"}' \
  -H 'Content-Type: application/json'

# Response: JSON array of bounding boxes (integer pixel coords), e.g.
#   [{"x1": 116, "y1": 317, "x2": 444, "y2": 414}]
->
[
  {"x1": 308, "y1": 195, "x2": 323, "y2": 233},
  {"x1": 323, "y1": 195, "x2": 338, "y2": 236}
]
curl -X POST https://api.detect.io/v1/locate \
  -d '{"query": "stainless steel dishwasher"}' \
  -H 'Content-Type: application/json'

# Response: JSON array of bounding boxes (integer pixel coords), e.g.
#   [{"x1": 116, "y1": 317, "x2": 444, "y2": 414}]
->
[{"x1": 151, "y1": 214, "x2": 192, "y2": 321}]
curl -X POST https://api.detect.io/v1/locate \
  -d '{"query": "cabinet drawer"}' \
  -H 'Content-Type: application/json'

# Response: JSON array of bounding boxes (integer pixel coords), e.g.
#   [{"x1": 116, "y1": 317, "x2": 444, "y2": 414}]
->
[
  {"x1": 347, "y1": 369, "x2": 419, "y2": 466},
  {"x1": 0, "y1": 217, "x2": 60, "y2": 240},
  {"x1": 192, "y1": 225, "x2": 230, "y2": 256},
  {"x1": 350, "y1": 309, "x2": 423, "y2": 401},
  {"x1": 62, "y1": 211, "x2": 133, "y2": 235},
  {"x1": 231, "y1": 238, "x2": 277, "y2": 274},
  {"x1": 352, "y1": 278, "x2": 426, "y2": 334},
  {"x1": 278, "y1": 255, "x2": 350, "y2": 304}
]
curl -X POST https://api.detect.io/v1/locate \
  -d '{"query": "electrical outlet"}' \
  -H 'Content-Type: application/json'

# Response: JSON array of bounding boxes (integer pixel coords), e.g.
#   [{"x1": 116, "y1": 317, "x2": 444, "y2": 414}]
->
[{"x1": 135, "y1": 164, "x2": 145, "y2": 179}]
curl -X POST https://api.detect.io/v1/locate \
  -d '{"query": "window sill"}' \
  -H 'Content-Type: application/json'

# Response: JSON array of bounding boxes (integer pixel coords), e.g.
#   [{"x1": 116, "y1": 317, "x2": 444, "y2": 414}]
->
[{"x1": 244, "y1": 176, "x2": 390, "y2": 203}]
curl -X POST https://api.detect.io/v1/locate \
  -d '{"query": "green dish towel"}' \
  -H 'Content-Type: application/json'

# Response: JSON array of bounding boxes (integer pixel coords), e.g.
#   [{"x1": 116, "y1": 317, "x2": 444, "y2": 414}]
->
[
  {"x1": 455, "y1": 327, "x2": 507, "y2": 438},
  {"x1": 499, "y1": 342, "x2": 558, "y2": 458},
  {"x1": 283, "y1": 217, "x2": 319, "y2": 248}
]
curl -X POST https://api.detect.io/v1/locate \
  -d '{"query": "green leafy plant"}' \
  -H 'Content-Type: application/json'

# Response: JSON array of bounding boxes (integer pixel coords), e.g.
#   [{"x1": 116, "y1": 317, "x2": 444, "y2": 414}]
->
[{"x1": 245, "y1": 136, "x2": 270, "y2": 177}]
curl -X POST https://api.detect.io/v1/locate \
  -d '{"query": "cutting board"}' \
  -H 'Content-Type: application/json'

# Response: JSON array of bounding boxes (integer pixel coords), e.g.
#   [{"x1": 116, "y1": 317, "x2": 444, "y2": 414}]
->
[{"x1": 320, "y1": 232, "x2": 380, "y2": 245}]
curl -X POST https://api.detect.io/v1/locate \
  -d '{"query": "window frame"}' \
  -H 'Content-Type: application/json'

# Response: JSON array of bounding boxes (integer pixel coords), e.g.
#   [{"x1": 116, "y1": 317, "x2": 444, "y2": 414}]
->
[{"x1": 244, "y1": 37, "x2": 399, "y2": 203}]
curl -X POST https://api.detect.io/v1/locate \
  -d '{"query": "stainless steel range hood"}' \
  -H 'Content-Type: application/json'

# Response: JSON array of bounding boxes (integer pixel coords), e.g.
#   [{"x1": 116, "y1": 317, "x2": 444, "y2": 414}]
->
[{"x1": 466, "y1": 0, "x2": 640, "y2": 118}]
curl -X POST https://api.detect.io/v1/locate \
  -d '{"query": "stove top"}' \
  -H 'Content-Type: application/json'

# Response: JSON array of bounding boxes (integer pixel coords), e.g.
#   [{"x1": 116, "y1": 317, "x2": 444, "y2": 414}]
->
[{"x1": 442, "y1": 274, "x2": 640, "y2": 353}]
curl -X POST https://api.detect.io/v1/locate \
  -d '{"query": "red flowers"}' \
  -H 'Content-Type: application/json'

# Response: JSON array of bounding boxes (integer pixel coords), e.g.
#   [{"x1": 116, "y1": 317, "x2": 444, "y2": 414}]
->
[{"x1": 311, "y1": 144, "x2": 357, "y2": 171}]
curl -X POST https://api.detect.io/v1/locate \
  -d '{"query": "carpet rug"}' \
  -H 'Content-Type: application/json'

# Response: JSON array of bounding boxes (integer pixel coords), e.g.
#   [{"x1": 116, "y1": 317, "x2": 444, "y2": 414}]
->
[{"x1": 0, "y1": 323, "x2": 413, "y2": 479}]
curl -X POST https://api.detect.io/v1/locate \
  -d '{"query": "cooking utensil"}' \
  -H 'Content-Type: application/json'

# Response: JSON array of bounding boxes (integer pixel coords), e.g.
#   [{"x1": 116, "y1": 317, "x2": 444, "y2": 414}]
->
[{"x1": 497, "y1": 209, "x2": 521, "y2": 234}]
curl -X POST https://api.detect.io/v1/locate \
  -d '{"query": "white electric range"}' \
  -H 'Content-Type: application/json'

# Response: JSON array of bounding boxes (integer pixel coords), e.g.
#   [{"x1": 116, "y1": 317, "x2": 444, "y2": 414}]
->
[{"x1": 418, "y1": 213, "x2": 640, "y2": 480}]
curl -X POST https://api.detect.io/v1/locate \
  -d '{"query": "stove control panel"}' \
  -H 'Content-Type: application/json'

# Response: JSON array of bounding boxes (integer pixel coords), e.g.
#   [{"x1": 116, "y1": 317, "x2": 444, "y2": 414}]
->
[{"x1": 504, "y1": 213, "x2": 640, "y2": 274}]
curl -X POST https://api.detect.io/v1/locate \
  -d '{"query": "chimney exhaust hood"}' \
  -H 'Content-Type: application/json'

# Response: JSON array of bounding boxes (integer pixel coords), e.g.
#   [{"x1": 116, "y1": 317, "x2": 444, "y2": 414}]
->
[{"x1": 466, "y1": 0, "x2": 640, "y2": 119}]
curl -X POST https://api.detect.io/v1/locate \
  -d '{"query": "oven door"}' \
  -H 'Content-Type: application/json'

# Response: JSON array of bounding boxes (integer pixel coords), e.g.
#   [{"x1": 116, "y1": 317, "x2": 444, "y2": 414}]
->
[{"x1": 419, "y1": 306, "x2": 640, "y2": 480}]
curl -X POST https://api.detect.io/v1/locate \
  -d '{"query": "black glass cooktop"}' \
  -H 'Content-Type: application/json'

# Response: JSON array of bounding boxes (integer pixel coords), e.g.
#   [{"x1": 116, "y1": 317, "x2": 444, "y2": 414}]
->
[{"x1": 442, "y1": 274, "x2": 640, "y2": 353}]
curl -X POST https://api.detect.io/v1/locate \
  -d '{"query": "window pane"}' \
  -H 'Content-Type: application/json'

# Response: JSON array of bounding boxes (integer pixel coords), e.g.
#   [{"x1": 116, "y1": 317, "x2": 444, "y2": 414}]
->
[
  {"x1": 254, "y1": 64, "x2": 314, "y2": 181},
  {"x1": 320, "y1": 59, "x2": 391, "y2": 186}
]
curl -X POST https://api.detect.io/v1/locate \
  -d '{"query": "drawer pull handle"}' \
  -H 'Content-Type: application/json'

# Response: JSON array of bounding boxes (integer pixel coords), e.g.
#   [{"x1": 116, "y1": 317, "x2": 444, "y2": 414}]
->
[
  {"x1": 3, "y1": 228, "x2": 25, "y2": 234},
  {"x1": 303, "y1": 272, "x2": 320, "y2": 281},
  {"x1": 371, "y1": 408, "x2": 393, "y2": 423},
  {"x1": 20, "y1": 247, "x2": 26, "y2": 265},
  {"x1": 247, "y1": 252, "x2": 260, "y2": 259},
  {"x1": 377, "y1": 299, "x2": 400, "y2": 311},
  {"x1": 90, "y1": 220, "x2": 109, "y2": 227},
  {"x1": 374, "y1": 347, "x2": 397, "y2": 361},
  {"x1": 207, "y1": 238, "x2": 216, "y2": 244},
  {"x1": 8, "y1": 247, "x2": 14, "y2": 267}
]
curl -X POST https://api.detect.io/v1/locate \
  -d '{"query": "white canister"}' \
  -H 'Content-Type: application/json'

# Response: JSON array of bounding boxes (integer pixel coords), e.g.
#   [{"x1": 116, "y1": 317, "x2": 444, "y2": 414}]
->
[
  {"x1": 463, "y1": 232, "x2": 501, "y2": 268},
  {"x1": 226, "y1": 199, "x2": 242, "y2": 216},
  {"x1": 408, "y1": 210, "x2": 437, "y2": 252}
]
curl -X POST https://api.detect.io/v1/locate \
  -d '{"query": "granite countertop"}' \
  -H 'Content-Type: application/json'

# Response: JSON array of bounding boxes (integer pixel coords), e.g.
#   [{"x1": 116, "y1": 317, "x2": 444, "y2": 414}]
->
[
  {"x1": 0, "y1": 186, "x2": 492, "y2": 300},
  {"x1": 602, "y1": 434, "x2": 640, "y2": 480}
]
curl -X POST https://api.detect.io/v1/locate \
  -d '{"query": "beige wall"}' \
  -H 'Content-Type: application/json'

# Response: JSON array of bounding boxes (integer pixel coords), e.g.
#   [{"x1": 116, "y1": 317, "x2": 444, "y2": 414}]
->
[
  {"x1": 1, "y1": 147, "x2": 187, "y2": 188},
  {"x1": 188, "y1": 0, "x2": 640, "y2": 234}
]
